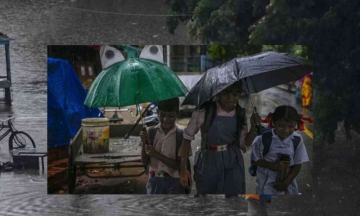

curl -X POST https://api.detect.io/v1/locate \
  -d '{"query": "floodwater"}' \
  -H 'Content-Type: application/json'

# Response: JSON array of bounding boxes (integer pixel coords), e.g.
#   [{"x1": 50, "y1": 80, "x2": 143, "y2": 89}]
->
[
  {"x1": 0, "y1": 1, "x2": 262, "y2": 215},
  {"x1": 1, "y1": 0, "x2": 356, "y2": 215}
]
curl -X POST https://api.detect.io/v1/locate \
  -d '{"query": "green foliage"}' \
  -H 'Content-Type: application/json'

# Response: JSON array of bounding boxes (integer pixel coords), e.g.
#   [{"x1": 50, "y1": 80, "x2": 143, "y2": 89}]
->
[
  {"x1": 262, "y1": 45, "x2": 313, "y2": 60},
  {"x1": 207, "y1": 45, "x2": 264, "y2": 62},
  {"x1": 191, "y1": 0, "x2": 243, "y2": 43},
  {"x1": 165, "y1": 0, "x2": 198, "y2": 34},
  {"x1": 207, "y1": 45, "x2": 309, "y2": 66},
  {"x1": 208, "y1": 45, "x2": 226, "y2": 60},
  {"x1": 166, "y1": 0, "x2": 254, "y2": 44},
  {"x1": 166, "y1": 11, "x2": 180, "y2": 34},
  {"x1": 166, "y1": 0, "x2": 360, "y2": 143}
]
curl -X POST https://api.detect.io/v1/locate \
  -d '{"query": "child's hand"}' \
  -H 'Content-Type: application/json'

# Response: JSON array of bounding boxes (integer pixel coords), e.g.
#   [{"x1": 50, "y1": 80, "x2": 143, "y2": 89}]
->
[
  {"x1": 250, "y1": 113, "x2": 262, "y2": 128},
  {"x1": 180, "y1": 168, "x2": 191, "y2": 187},
  {"x1": 271, "y1": 161, "x2": 290, "y2": 170},
  {"x1": 186, "y1": 169, "x2": 192, "y2": 184},
  {"x1": 274, "y1": 182, "x2": 289, "y2": 192},
  {"x1": 144, "y1": 145, "x2": 158, "y2": 157},
  {"x1": 140, "y1": 129, "x2": 148, "y2": 144}
]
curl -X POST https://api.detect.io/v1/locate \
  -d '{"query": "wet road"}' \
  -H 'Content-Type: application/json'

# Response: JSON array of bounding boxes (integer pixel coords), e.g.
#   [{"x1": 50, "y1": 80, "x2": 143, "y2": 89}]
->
[
  {"x1": 0, "y1": 0, "x2": 196, "y2": 46},
  {"x1": 0, "y1": 0, "x2": 194, "y2": 190},
  {"x1": 0, "y1": 169, "x2": 312, "y2": 216},
  {"x1": 0, "y1": 1, "x2": 322, "y2": 215}
]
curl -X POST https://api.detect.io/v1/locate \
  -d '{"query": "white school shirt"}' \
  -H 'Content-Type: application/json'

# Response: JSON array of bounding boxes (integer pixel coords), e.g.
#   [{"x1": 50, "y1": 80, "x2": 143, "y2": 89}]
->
[
  {"x1": 250, "y1": 129, "x2": 309, "y2": 195},
  {"x1": 139, "y1": 124, "x2": 192, "y2": 178}
]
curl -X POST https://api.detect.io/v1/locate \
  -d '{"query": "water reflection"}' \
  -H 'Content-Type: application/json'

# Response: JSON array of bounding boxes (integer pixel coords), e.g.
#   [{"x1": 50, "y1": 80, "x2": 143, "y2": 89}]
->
[
  {"x1": 0, "y1": 1, "x2": 305, "y2": 215},
  {"x1": 0, "y1": 104, "x2": 13, "y2": 115},
  {"x1": 0, "y1": 174, "x2": 298, "y2": 216},
  {"x1": 0, "y1": 177, "x2": 251, "y2": 216}
]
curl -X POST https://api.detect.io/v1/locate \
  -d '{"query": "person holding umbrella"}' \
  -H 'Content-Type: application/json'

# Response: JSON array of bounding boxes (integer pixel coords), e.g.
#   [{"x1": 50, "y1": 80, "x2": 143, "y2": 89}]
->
[
  {"x1": 179, "y1": 51, "x2": 313, "y2": 196},
  {"x1": 83, "y1": 45, "x2": 191, "y2": 194},
  {"x1": 140, "y1": 98, "x2": 192, "y2": 194},
  {"x1": 180, "y1": 81, "x2": 261, "y2": 196}
]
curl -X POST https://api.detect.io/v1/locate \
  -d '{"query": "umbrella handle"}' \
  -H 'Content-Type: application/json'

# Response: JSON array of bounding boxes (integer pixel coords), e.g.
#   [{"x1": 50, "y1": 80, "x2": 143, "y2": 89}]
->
[
  {"x1": 253, "y1": 107, "x2": 258, "y2": 114},
  {"x1": 252, "y1": 106, "x2": 263, "y2": 135},
  {"x1": 142, "y1": 127, "x2": 150, "y2": 145},
  {"x1": 256, "y1": 125, "x2": 263, "y2": 135},
  {"x1": 124, "y1": 103, "x2": 152, "y2": 139}
]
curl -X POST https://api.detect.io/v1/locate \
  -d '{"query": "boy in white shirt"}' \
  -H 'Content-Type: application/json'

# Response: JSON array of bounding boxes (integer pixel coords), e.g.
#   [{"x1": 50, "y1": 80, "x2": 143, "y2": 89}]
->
[{"x1": 140, "y1": 98, "x2": 192, "y2": 194}]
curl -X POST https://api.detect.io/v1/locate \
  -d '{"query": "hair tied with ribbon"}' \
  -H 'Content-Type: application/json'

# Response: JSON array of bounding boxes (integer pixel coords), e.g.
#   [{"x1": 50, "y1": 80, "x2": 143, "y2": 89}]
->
[
  {"x1": 298, "y1": 114, "x2": 313, "y2": 131},
  {"x1": 261, "y1": 112, "x2": 274, "y2": 128},
  {"x1": 260, "y1": 113, "x2": 313, "y2": 131}
]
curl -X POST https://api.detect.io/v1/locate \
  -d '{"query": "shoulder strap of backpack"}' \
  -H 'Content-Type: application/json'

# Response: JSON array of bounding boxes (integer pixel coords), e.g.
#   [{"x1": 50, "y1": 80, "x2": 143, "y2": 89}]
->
[
  {"x1": 201, "y1": 102, "x2": 217, "y2": 150},
  {"x1": 261, "y1": 132, "x2": 301, "y2": 156},
  {"x1": 262, "y1": 130, "x2": 273, "y2": 157},
  {"x1": 235, "y1": 104, "x2": 246, "y2": 147},
  {"x1": 203, "y1": 102, "x2": 217, "y2": 130},
  {"x1": 148, "y1": 127, "x2": 157, "y2": 146},
  {"x1": 175, "y1": 129, "x2": 183, "y2": 162},
  {"x1": 292, "y1": 135, "x2": 301, "y2": 152}
]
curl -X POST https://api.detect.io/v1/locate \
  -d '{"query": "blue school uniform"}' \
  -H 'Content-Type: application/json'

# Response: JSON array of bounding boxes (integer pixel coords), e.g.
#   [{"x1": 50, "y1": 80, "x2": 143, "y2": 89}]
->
[{"x1": 195, "y1": 114, "x2": 246, "y2": 194}]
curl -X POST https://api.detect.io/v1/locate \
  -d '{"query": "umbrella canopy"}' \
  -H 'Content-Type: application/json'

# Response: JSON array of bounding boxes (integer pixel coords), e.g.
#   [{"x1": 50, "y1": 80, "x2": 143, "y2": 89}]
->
[
  {"x1": 182, "y1": 51, "x2": 313, "y2": 107},
  {"x1": 84, "y1": 58, "x2": 188, "y2": 108}
]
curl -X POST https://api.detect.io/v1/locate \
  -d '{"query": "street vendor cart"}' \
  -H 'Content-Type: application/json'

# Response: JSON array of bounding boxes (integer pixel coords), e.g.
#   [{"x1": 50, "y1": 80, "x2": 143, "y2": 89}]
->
[{"x1": 67, "y1": 123, "x2": 146, "y2": 194}]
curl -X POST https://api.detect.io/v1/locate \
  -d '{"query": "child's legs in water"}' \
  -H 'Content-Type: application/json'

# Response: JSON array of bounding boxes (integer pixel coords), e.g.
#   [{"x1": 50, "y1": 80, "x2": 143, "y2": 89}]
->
[
  {"x1": 166, "y1": 177, "x2": 185, "y2": 194},
  {"x1": 146, "y1": 176, "x2": 165, "y2": 194},
  {"x1": 223, "y1": 165, "x2": 244, "y2": 195},
  {"x1": 196, "y1": 155, "x2": 218, "y2": 194},
  {"x1": 263, "y1": 183, "x2": 284, "y2": 195}
]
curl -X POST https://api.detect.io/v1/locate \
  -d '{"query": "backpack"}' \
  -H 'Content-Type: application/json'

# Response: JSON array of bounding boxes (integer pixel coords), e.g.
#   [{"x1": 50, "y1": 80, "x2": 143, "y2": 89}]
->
[
  {"x1": 249, "y1": 130, "x2": 301, "y2": 177},
  {"x1": 148, "y1": 127, "x2": 192, "y2": 194}
]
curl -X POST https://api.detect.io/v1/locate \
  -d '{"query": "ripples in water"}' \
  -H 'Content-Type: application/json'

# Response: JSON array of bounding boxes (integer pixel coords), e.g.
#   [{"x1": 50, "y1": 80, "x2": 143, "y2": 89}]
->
[
  {"x1": 0, "y1": 1, "x2": 304, "y2": 215},
  {"x1": 1, "y1": 172, "x2": 252, "y2": 215}
]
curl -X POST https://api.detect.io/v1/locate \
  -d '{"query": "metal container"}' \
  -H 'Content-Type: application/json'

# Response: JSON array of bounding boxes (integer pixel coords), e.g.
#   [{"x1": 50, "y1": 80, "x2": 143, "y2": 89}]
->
[
  {"x1": 82, "y1": 118, "x2": 109, "y2": 154},
  {"x1": 277, "y1": 154, "x2": 290, "y2": 183}
]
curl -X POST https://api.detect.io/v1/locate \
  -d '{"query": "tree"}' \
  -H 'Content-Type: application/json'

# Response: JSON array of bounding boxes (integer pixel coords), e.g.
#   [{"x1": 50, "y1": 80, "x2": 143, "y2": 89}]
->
[
  {"x1": 207, "y1": 45, "x2": 263, "y2": 61},
  {"x1": 167, "y1": 0, "x2": 360, "y2": 143},
  {"x1": 165, "y1": 0, "x2": 198, "y2": 34},
  {"x1": 166, "y1": 0, "x2": 268, "y2": 44}
]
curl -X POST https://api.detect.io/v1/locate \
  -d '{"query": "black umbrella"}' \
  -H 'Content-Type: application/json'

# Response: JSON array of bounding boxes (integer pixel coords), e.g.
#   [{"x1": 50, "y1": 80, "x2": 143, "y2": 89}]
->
[{"x1": 182, "y1": 51, "x2": 314, "y2": 107}]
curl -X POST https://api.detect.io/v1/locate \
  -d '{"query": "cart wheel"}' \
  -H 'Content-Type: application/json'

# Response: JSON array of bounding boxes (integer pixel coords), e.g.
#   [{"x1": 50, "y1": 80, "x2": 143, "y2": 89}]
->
[{"x1": 9, "y1": 131, "x2": 36, "y2": 150}]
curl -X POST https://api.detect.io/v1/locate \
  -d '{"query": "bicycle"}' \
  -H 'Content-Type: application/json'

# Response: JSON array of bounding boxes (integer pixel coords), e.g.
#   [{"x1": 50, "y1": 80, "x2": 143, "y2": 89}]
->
[{"x1": 0, "y1": 115, "x2": 36, "y2": 150}]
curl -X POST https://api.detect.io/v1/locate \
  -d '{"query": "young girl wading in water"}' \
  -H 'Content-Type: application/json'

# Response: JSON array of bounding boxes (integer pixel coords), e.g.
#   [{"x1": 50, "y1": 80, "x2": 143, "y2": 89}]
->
[
  {"x1": 179, "y1": 81, "x2": 261, "y2": 196},
  {"x1": 251, "y1": 105, "x2": 310, "y2": 195}
]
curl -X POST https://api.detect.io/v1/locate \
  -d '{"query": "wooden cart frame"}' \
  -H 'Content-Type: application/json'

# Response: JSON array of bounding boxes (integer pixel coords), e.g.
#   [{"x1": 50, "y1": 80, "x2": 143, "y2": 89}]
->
[{"x1": 68, "y1": 126, "x2": 147, "y2": 194}]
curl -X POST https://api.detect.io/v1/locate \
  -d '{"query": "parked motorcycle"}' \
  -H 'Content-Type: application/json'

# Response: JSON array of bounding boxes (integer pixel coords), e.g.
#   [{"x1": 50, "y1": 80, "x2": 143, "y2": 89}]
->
[{"x1": 143, "y1": 103, "x2": 159, "y2": 127}]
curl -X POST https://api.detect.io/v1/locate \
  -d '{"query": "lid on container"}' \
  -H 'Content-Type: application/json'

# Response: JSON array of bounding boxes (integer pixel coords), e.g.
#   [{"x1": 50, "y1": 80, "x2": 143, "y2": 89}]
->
[{"x1": 82, "y1": 118, "x2": 109, "y2": 126}]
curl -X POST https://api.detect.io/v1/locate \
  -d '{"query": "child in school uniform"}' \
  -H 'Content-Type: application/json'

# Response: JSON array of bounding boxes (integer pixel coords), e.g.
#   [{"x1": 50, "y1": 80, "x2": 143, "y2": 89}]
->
[
  {"x1": 140, "y1": 98, "x2": 192, "y2": 194},
  {"x1": 251, "y1": 105, "x2": 310, "y2": 195},
  {"x1": 179, "y1": 81, "x2": 261, "y2": 196}
]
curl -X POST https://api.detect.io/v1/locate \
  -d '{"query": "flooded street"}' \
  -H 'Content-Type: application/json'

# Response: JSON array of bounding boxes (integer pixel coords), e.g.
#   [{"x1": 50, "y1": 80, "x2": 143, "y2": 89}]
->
[
  {"x1": 1, "y1": 0, "x2": 357, "y2": 215},
  {"x1": 0, "y1": 0, "x2": 195, "y2": 46}
]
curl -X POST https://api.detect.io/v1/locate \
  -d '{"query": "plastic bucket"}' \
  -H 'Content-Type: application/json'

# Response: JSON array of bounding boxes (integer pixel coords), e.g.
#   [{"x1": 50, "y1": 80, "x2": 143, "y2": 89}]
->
[{"x1": 82, "y1": 118, "x2": 110, "y2": 154}]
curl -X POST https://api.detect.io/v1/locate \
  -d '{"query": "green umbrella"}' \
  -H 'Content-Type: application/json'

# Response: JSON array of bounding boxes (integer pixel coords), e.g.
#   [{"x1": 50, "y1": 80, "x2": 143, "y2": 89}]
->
[{"x1": 84, "y1": 58, "x2": 188, "y2": 108}]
